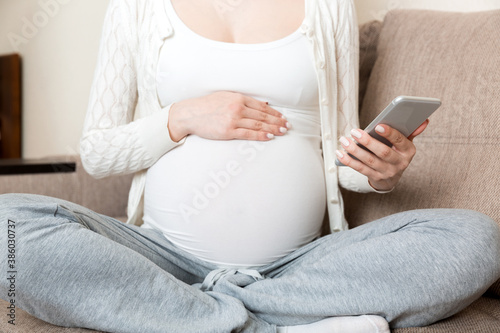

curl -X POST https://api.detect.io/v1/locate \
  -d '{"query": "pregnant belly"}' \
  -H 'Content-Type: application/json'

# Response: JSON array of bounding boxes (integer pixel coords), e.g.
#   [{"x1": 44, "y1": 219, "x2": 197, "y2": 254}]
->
[{"x1": 143, "y1": 131, "x2": 326, "y2": 268}]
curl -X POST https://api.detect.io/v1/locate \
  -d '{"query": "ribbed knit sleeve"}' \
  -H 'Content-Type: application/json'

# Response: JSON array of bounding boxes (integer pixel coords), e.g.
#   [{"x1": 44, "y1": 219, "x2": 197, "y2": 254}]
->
[
  {"x1": 334, "y1": 0, "x2": 381, "y2": 193},
  {"x1": 80, "y1": 0, "x2": 184, "y2": 179},
  {"x1": 335, "y1": 0, "x2": 360, "y2": 138}
]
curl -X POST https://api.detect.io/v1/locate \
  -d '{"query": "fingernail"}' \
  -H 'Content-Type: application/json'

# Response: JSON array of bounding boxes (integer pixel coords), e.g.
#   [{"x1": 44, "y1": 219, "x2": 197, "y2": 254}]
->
[
  {"x1": 281, "y1": 115, "x2": 287, "y2": 120},
  {"x1": 340, "y1": 136, "x2": 350, "y2": 146},
  {"x1": 280, "y1": 127, "x2": 287, "y2": 133},
  {"x1": 286, "y1": 122, "x2": 292, "y2": 129},
  {"x1": 351, "y1": 129, "x2": 362, "y2": 139},
  {"x1": 336, "y1": 150, "x2": 344, "y2": 159},
  {"x1": 375, "y1": 125, "x2": 385, "y2": 133},
  {"x1": 267, "y1": 133, "x2": 274, "y2": 139}
]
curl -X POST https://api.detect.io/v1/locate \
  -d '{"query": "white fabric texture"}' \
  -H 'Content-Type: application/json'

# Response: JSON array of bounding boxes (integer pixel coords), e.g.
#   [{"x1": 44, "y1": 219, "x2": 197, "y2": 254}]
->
[
  {"x1": 280, "y1": 315, "x2": 390, "y2": 333},
  {"x1": 143, "y1": 3, "x2": 326, "y2": 267},
  {"x1": 80, "y1": 0, "x2": 382, "y2": 233}
]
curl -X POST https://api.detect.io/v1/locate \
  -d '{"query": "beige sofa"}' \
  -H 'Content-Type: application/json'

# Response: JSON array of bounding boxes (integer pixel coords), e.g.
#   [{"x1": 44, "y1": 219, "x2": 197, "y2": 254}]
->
[{"x1": 1, "y1": 8, "x2": 499, "y2": 333}]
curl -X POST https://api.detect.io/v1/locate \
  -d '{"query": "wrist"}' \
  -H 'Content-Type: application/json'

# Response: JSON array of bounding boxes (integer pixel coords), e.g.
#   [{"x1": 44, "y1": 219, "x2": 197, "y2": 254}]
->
[{"x1": 167, "y1": 103, "x2": 189, "y2": 142}]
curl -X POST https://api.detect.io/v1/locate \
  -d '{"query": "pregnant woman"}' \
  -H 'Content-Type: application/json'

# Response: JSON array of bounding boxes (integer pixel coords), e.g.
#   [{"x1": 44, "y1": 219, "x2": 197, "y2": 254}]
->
[{"x1": 1, "y1": 0, "x2": 499, "y2": 332}]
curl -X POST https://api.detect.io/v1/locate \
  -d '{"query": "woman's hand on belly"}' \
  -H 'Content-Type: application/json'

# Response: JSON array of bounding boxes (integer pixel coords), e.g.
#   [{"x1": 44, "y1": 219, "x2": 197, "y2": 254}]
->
[{"x1": 167, "y1": 91, "x2": 291, "y2": 142}]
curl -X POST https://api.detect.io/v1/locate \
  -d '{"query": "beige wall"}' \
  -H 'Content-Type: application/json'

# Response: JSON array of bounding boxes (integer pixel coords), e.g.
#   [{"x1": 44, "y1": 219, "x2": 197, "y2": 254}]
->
[
  {"x1": 1, "y1": 0, "x2": 499, "y2": 158},
  {"x1": 0, "y1": 0, "x2": 110, "y2": 158}
]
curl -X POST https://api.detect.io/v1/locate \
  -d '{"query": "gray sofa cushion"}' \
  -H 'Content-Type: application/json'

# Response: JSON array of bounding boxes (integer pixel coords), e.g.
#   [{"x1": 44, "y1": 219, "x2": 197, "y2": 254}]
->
[{"x1": 358, "y1": 20, "x2": 383, "y2": 111}]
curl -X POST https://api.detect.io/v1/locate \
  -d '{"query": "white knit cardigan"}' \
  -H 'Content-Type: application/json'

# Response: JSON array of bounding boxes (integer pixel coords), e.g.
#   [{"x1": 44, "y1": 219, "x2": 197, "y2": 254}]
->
[{"x1": 80, "y1": 0, "x2": 381, "y2": 233}]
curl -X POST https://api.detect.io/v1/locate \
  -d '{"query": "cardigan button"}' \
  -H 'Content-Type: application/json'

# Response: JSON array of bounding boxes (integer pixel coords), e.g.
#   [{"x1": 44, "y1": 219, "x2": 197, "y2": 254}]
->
[
  {"x1": 324, "y1": 133, "x2": 332, "y2": 140},
  {"x1": 300, "y1": 23, "x2": 314, "y2": 38},
  {"x1": 300, "y1": 23, "x2": 309, "y2": 33},
  {"x1": 330, "y1": 198, "x2": 339, "y2": 204},
  {"x1": 328, "y1": 166, "x2": 336, "y2": 174}
]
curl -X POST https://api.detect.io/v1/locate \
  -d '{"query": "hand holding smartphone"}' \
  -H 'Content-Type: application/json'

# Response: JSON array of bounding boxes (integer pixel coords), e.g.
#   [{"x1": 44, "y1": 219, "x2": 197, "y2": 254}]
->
[{"x1": 336, "y1": 96, "x2": 441, "y2": 166}]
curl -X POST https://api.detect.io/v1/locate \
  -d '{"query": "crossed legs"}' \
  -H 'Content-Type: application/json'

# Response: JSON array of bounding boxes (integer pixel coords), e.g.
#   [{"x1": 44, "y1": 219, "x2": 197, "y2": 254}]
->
[{"x1": 1, "y1": 193, "x2": 499, "y2": 332}]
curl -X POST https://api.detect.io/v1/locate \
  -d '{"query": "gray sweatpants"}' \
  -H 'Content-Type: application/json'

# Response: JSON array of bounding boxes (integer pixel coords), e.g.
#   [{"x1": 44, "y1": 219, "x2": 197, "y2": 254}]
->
[{"x1": 1, "y1": 193, "x2": 499, "y2": 333}]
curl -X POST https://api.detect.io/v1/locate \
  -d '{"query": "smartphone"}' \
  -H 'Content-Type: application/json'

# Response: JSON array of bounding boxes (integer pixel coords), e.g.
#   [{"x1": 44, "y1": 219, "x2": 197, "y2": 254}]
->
[{"x1": 335, "y1": 96, "x2": 442, "y2": 166}]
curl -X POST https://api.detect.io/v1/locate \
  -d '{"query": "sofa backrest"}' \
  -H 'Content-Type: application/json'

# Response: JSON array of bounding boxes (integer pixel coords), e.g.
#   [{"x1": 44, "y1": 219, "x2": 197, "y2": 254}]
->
[
  {"x1": 0, "y1": 156, "x2": 133, "y2": 219},
  {"x1": 344, "y1": 9, "x2": 500, "y2": 229}
]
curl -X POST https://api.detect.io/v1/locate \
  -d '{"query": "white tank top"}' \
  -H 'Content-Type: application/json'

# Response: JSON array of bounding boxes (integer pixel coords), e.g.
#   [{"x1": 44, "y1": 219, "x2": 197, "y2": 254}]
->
[{"x1": 143, "y1": 0, "x2": 326, "y2": 268}]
